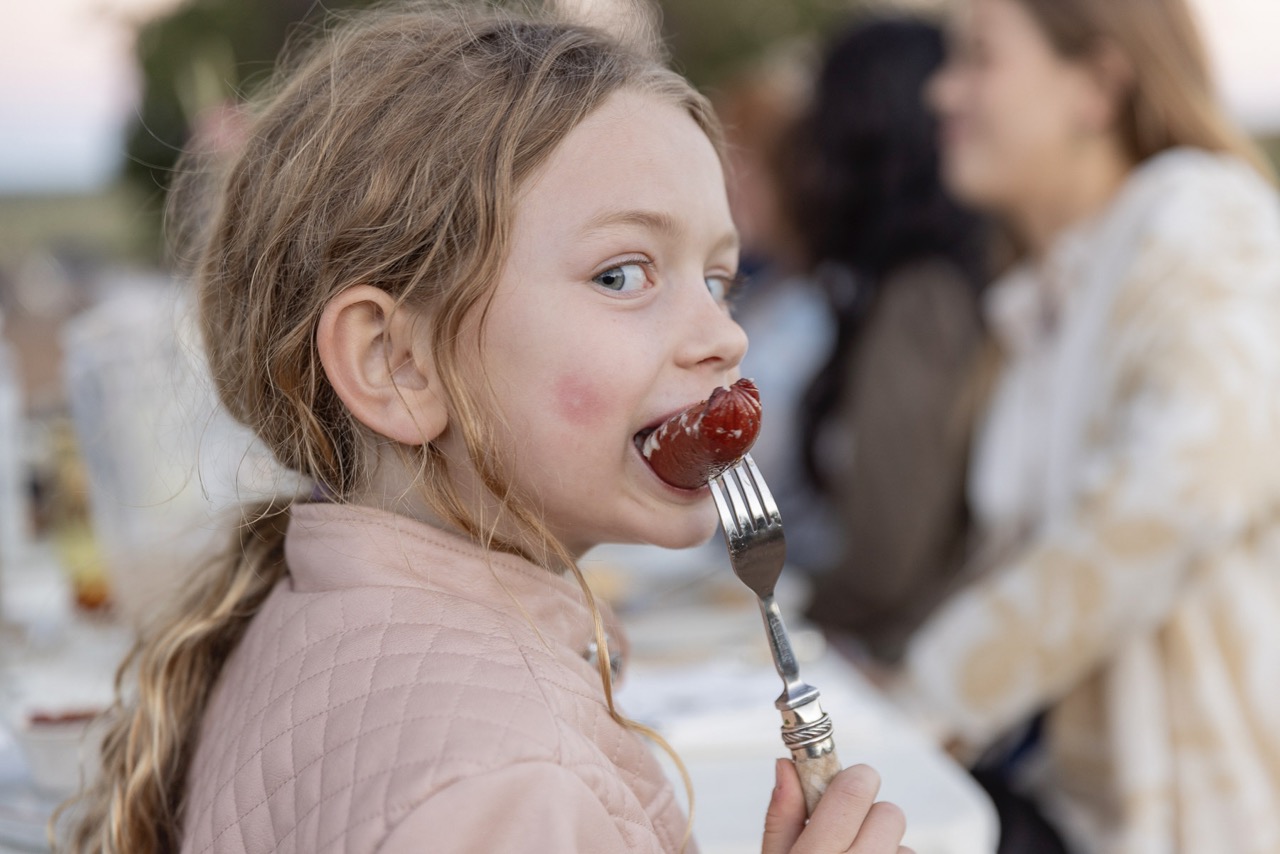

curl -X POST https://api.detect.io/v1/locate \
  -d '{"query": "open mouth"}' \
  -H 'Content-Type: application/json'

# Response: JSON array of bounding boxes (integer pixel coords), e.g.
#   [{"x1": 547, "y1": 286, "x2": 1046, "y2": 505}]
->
[
  {"x1": 633, "y1": 380, "x2": 761, "y2": 490},
  {"x1": 632, "y1": 421, "x2": 665, "y2": 460}
]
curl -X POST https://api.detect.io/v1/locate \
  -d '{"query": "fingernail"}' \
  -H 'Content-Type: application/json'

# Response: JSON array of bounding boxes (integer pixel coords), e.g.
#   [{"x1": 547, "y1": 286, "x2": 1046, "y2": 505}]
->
[{"x1": 774, "y1": 758, "x2": 786, "y2": 791}]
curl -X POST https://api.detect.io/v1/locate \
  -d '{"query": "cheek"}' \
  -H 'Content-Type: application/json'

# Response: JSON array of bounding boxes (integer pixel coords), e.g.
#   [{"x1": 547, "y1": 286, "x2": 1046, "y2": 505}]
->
[
  {"x1": 552, "y1": 373, "x2": 616, "y2": 429},
  {"x1": 948, "y1": 71, "x2": 1050, "y2": 204},
  {"x1": 971, "y1": 74, "x2": 1027, "y2": 157}
]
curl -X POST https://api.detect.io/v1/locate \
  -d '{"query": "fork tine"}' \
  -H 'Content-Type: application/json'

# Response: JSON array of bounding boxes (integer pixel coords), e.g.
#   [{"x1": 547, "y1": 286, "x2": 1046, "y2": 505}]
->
[
  {"x1": 720, "y1": 467, "x2": 754, "y2": 534},
  {"x1": 742, "y1": 454, "x2": 782, "y2": 524},
  {"x1": 709, "y1": 478, "x2": 738, "y2": 538},
  {"x1": 729, "y1": 464, "x2": 768, "y2": 530}
]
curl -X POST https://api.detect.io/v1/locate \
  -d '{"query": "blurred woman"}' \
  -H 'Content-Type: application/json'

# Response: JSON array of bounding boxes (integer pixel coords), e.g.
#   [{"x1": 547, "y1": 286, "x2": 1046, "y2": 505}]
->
[
  {"x1": 776, "y1": 18, "x2": 988, "y2": 660},
  {"x1": 890, "y1": 0, "x2": 1280, "y2": 852}
]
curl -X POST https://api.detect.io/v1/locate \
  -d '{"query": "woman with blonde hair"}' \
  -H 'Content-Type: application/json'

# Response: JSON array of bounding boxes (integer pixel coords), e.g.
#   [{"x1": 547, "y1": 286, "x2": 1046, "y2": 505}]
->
[{"x1": 884, "y1": 0, "x2": 1280, "y2": 851}]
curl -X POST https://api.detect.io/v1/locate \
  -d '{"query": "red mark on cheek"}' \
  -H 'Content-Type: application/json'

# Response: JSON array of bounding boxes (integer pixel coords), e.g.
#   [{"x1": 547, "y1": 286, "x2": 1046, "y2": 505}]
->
[{"x1": 553, "y1": 375, "x2": 609, "y2": 427}]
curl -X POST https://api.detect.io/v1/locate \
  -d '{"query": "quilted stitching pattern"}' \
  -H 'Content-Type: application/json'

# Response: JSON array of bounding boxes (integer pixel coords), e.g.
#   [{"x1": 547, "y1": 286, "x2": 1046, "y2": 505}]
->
[{"x1": 180, "y1": 505, "x2": 690, "y2": 853}]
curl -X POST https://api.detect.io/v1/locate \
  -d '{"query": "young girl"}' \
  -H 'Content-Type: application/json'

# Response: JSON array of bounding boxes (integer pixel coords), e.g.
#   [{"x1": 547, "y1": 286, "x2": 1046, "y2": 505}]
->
[{"x1": 63, "y1": 5, "x2": 908, "y2": 853}]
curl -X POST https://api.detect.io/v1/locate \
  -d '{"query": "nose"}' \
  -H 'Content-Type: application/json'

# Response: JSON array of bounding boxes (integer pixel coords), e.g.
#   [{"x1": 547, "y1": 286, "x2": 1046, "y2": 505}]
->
[{"x1": 673, "y1": 280, "x2": 749, "y2": 373}]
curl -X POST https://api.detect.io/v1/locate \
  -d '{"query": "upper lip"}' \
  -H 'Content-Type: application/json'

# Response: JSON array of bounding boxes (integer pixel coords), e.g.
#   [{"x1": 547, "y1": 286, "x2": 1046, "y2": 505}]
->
[
  {"x1": 634, "y1": 399, "x2": 706, "y2": 448},
  {"x1": 635, "y1": 397, "x2": 705, "y2": 439},
  {"x1": 635, "y1": 378, "x2": 740, "y2": 441}
]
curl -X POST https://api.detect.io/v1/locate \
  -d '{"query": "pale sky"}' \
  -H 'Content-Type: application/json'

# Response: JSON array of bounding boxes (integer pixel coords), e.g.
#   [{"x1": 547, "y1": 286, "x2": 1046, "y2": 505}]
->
[
  {"x1": 1, "y1": 0, "x2": 179, "y2": 194},
  {"x1": 2, "y1": 0, "x2": 1279, "y2": 195}
]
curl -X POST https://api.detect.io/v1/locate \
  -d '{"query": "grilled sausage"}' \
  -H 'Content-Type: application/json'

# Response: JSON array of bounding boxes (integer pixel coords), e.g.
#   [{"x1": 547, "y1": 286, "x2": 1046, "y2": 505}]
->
[{"x1": 640, "y1": 378, "x2": 762, "y2": 489}]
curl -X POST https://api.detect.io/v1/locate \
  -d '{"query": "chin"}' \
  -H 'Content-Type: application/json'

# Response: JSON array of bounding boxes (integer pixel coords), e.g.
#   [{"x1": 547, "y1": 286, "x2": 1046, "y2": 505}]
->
[
  {"x1": 945, "y1": 158, "x2": 1005, "y2": 211},
  {"x1": 645, "y1": 527, "x2": 717, "y2": 551},
  {"x1": 641, "y1": 504, "x2": 721, "y2": 550},
  {"x1": 592, "y1": 503, "x2": 720, "y2": 551},
  {"x1": 942, "y1": 148, "x2": 988, "y2": 201}
]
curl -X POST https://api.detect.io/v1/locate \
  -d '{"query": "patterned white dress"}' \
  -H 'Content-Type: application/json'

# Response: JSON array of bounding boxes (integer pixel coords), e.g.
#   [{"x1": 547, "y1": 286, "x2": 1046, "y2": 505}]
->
[{"x1": 891, "y1": 148, "x2": 1280, "y2": 854}]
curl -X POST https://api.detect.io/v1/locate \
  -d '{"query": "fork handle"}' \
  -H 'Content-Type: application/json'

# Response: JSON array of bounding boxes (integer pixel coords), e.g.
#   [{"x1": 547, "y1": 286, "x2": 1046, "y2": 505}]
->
[{"x1": 780, "y1": 698, "x2": 841, "y2": 815}]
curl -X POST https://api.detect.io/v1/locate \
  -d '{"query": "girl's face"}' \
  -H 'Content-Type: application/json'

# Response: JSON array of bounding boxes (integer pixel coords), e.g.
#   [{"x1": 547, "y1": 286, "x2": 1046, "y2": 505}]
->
[
  {"x1": 473, "y1": 89, "x2": 746, "y2": 556},
  {"x1": 928, "y1": 0, "x2": 1105, "y2": 214}
]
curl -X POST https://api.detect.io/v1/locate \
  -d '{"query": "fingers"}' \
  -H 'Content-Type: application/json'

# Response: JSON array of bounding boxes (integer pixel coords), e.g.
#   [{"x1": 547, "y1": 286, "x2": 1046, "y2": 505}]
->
[
  {"x1": 762, "y1": 759, "x2": 808, "y2": 854},
  {"x1": 848, "y1": 801, "x2": 907, "y2": 853},
  {"x1": 793, "y1": 764, "x2": 882, "y2": 852},
  {"x1": 760, "y1": 762, "x2": 908, "y2": 854}
]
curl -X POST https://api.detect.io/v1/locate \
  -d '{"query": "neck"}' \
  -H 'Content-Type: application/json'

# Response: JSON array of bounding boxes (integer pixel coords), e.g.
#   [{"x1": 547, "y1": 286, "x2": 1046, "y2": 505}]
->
[
  {"x1": 353, "y1": 455, "x2": 458, "y2": 535},
  {"x1": 1010, "y1": 137, "x2": 1134, "y2": 259},
  {"x1": 353, "y1": 446, "x2": 583, "y2": 570}
]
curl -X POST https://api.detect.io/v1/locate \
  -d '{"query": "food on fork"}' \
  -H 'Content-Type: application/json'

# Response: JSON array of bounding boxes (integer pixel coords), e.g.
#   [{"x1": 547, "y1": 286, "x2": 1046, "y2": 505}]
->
[{"x1": 637, "y1": 378, "x2": 762, "y2": 489}]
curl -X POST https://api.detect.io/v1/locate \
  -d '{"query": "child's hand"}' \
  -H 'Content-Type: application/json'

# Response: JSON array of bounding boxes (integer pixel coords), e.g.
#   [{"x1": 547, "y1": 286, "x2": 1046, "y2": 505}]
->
[{"x1": 762, "y1": 760, "x2": 911, "y2": 854}]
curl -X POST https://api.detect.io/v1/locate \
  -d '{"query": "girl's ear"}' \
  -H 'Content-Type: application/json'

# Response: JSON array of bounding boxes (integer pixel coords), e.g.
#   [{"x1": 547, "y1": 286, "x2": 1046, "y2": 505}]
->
[{"x1": 316, "y1": 285, "x2": 448, "y2": 446}]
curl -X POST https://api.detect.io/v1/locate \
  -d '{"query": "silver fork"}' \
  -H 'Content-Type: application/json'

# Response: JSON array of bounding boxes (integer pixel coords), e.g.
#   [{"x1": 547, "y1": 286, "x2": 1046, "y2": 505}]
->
[{"x1": 710, "y1": 454, "x2": 842, "y2": 815}]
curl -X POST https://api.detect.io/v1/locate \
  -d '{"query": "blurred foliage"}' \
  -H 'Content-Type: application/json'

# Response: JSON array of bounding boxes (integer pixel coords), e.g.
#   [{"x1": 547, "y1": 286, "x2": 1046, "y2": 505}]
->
[
  {"x1": 124, "y1": 0, "x2": 859, "y2": 204},
  {"x1": 1262, "y1": 137, "x2": 1280, "y2": 173},
  {"x1": 0, "y1": 185, "x2": 155, "y2": 269},
  {"x1": 657, "y1": 0, "x2": 855, "y2": 89},
  {"x1": 125, "y1": 0, "x2": 378, "y2": 200}
]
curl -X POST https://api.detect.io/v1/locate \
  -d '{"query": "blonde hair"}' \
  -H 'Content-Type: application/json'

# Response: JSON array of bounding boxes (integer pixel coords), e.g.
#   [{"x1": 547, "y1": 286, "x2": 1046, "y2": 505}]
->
[
  {"x1": 1014, "y1": 0, "x2": 1274, "y2": 180},
  {"x1": 63, "y1": 4, "x2": 717, "y2": 851}
]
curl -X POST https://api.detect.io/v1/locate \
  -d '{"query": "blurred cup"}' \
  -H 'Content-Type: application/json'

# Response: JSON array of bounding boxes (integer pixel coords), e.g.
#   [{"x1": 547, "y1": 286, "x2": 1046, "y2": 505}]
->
[
  {"x1": 11, "y1": 711, "x2": 108, "y2": 795},
  {"x1": 0, "y1": 311, "x2": 28, "y2": 577},
  {"x1": 61, "y1": 275, "x2": 304, "y2": 628}
]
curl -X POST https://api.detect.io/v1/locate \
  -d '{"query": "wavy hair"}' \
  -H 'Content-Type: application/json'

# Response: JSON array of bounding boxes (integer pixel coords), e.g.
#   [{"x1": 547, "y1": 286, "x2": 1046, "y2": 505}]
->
[
  {"x1": 1015, "y1": 0, "x2": 1273, "y2": 180},
  {"x1": 61, "y1": 4, "x2": 715, "y2": 851}
]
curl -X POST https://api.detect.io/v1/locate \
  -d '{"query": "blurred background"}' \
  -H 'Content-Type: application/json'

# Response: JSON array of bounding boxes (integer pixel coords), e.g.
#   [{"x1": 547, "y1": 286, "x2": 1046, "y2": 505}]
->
[{"x1": 2, "y1": 0, "x2": 1277, "y2": 620}]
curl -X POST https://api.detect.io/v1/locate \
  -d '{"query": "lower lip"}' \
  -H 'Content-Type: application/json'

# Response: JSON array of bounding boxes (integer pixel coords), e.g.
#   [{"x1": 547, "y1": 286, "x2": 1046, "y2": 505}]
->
[{"x1": 631, "y1": 439, "x2": 710, "y2": 498}]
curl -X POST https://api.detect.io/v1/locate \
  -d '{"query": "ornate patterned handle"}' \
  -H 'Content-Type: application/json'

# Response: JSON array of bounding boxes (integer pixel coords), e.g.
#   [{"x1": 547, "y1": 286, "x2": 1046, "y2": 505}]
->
[{"x1": 780, "y1": 698, "x2": 841, "y2": 816}]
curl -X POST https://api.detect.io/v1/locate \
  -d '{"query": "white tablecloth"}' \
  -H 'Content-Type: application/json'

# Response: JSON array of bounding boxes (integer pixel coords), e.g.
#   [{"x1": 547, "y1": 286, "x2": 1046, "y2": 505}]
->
[
  {"x1": 619, "y1": 656, "x2": 997, "y2": 854},
  {"x1": 596, "y1": 542, "x2": 999, "y2": 854},
  {"x1": 1, "y1": 546, "x2": 128, "y2": 853}
]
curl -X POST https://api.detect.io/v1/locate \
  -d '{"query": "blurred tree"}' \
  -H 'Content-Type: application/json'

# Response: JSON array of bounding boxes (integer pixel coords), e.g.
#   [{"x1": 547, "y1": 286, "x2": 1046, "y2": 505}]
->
[
  {"x1": 125, "y1": 0, "x2": 377, "y2": 199},
  {"x1": 123, "y1": 0, "x2": 864, "y2": 227},
  {"x1": 657, "y1": 0, "x2": 853, "y2": 89},
  {"x1": 1263, "y1": 137, "x2": 1280, "y2": 172}
]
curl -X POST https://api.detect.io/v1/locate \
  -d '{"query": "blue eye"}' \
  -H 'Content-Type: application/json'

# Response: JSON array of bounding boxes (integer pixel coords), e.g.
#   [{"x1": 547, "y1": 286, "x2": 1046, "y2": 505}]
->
[
  {"x1": 705, "y1": 272, "x2": 741, "y2": 306},
  {"x1": 593, "y1": 263, "x2": 648, "y2": 293}
]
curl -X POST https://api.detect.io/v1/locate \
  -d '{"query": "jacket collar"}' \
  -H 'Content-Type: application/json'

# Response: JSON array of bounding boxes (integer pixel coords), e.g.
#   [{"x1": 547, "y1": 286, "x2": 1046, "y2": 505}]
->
[{"x1": 284, "y1": 502, "x2": 624, "y2": 673}]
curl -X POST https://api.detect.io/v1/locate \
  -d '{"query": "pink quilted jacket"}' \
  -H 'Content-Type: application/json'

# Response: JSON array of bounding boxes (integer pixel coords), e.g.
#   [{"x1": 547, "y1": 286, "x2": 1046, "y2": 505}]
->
[{"x1": 180, "y1": 503, "x2": 693, "y2": 853}]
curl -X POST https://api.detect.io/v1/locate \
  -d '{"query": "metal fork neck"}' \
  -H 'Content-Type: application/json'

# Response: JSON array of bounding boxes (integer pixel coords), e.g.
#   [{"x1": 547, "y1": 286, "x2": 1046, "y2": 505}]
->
[{"x1": 759, "y1": 595, "x2": 819, "y2": 710}]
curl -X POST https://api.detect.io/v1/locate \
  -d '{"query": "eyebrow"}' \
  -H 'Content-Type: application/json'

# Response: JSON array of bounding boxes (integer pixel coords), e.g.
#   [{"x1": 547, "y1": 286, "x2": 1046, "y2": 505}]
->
[{"x1": 582, "y1": 208, "x2": 740, "y2": 255}]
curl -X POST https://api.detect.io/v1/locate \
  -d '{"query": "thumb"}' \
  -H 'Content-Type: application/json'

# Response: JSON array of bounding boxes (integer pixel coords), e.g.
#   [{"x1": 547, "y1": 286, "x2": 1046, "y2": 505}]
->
[{"x1": 762, "y1": 759, "x2": 807, "y2": 854}]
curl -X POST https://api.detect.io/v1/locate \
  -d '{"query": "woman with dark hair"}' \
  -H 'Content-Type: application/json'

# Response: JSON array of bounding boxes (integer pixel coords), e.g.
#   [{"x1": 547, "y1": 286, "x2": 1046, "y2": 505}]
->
[{"x1": 779, "y1": 17, "x2": 989, "y2": 662}]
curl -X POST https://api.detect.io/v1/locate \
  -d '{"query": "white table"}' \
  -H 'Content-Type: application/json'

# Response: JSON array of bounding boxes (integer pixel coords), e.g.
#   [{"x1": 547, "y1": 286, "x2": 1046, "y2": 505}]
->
[
  {"x1": 0, "y1": 546, "x2": 129, "y2": 854},
  {"x1": 593, "y1": 543, "x2": 999, "y2": 854},
  {"x1": 0, "y1": 730, "x2": 54, "y2": 854}
]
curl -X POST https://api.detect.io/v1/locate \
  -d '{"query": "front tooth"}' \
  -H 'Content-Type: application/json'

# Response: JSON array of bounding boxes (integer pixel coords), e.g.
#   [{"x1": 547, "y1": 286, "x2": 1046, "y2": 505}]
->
[{"x1": 641, "y1": 430, "x2": 662, "y2": 458}]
